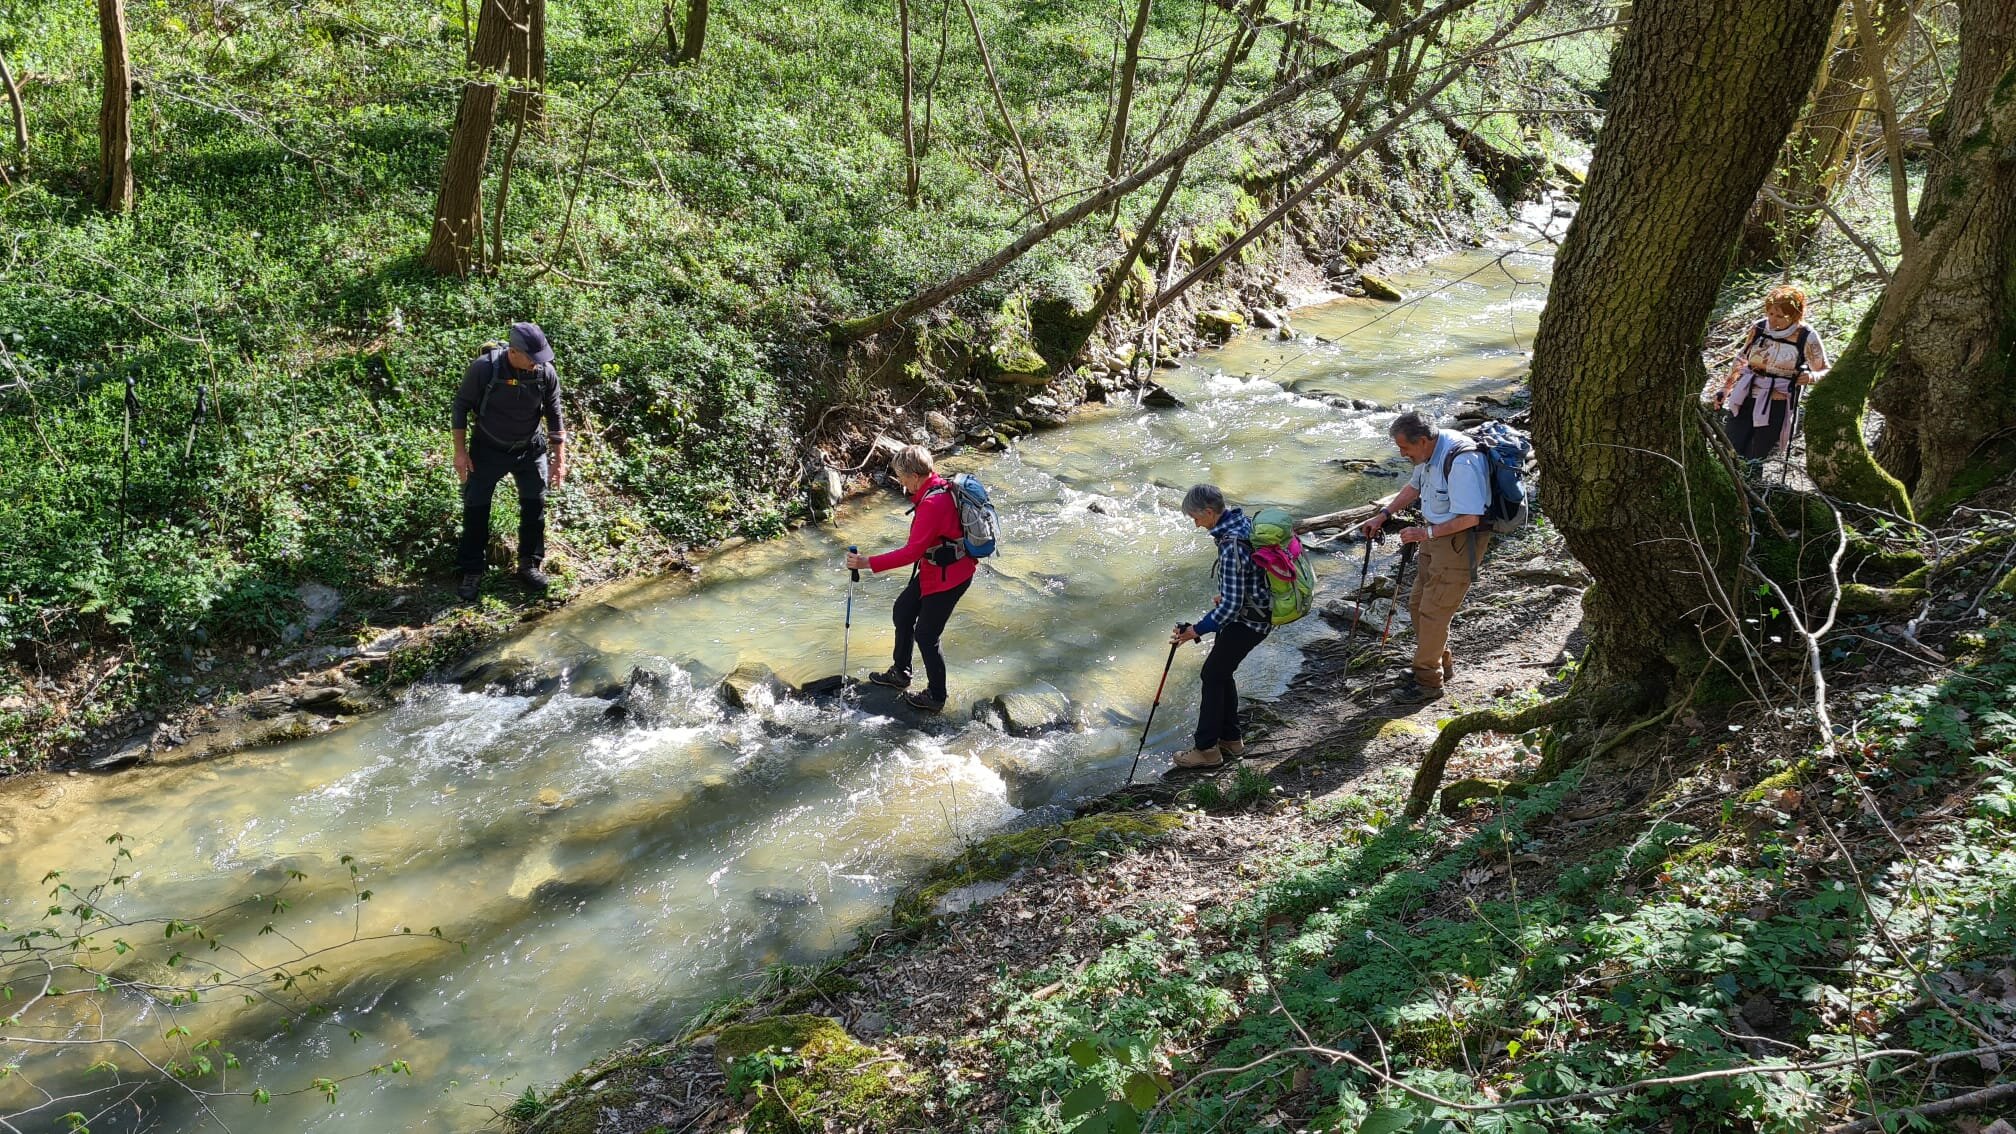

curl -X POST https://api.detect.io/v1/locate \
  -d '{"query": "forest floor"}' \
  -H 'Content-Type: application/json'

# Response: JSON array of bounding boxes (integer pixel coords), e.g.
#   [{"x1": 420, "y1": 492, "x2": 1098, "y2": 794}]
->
[{"x1": 516, "y1": 481, "x2": 2016, "y2": 1133}]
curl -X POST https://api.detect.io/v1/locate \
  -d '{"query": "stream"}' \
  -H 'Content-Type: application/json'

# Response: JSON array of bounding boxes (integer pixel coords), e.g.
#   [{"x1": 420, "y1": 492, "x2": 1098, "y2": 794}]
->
[{"x1": 0, "y1": 230, "x2": 1551, "y2": 1132}]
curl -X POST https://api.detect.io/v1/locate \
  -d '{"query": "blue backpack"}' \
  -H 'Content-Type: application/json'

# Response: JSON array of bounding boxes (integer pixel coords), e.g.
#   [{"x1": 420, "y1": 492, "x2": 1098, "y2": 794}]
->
[
  {"x1": 1441, "y1": 421, "x2": 1533, "y2": 534},
  {"x1": 926, "y1": 472, "x2": 1000, "y2": 559}
]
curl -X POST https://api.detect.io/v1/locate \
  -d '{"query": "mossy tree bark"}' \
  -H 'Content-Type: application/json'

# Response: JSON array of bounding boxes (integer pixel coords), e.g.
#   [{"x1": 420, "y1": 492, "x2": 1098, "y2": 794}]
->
[
  {"x1": 1811, "y1": 0, "x2": 2016, "y2": 516},
  {"x1": 1529, "y1": 0, "x2": 1838, "y2": 698},
  {"x1": 1738, "y1": 0, "x2": 1908, "y2": 264},
  {"x1": 95, "y1": 0, "x2": 134, "y2": 213}
]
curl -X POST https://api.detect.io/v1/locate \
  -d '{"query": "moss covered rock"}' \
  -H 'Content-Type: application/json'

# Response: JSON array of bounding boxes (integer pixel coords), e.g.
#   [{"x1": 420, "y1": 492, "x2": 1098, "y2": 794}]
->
[
  {"x1": 1196, "y1": 308, "x2": 1246, "y2": 341},
  {"x1": 1358, "y1": 273, "x2": 1404, "y2": 302},
  {"x1": 985, "y1": 294, "x2": 1053, "y2": 385},
  {"x1": 892, "y1": 811, "x2": 1183, "y2": 930},
  {"x1": 717, "y1": 1015, "x2": 920, "y2": 1134}
]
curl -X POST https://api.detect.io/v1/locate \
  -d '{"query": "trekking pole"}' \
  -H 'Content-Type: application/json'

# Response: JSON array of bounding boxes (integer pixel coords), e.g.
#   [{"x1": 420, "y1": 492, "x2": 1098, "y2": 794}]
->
[
  {"x1": 1125, "y1": 634, "x2": 1184, "y2": 785},
  {"x1": 1344, "y1": 529, "x2": 1377, "y2": 641},
  {"x1": 184, "y1": 383, "x2": 208, "y2": 463},
  {"x1": 843, "y1": 546, "x2": 858, "y2": 692},
  {"x1": 116, "y1": 373, "x2": 137, "y2": 557},
  {"x1": 1379, "y1": 541, "x2": 1418, "y2": 647},
  {"x1": 1778, "y1": 382, "x2": 1803, "y2": 486}
]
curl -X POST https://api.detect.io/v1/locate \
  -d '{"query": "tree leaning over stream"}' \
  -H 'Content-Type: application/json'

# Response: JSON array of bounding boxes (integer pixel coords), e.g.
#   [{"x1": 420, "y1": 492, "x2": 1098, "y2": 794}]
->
[
  {"x1": 1804, "y1": 0, "x2": 2016, "y2": 518},
  {"x1": 1409, "y1": 0, "x2": 1841, "y2": 816}
]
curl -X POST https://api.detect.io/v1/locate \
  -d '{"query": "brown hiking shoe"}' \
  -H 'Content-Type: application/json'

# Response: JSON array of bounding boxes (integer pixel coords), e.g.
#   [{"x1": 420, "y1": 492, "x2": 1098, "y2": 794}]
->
[
  {"x1": 1218, "y1": 739, "x2": 1247, "y2": 757},
  {"x1": 1171, "y1": 746, "x2": 1224, "y2": 770}
]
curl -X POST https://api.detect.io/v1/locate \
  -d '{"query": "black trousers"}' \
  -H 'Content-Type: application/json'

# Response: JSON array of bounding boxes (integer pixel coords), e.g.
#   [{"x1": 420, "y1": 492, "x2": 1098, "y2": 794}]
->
[
  {"x1": 1725, "y1": 396, "x2": 1793, "y2": 460},
  {"x1": 457, "y1": 440, "x2": 548, "y2": 574},
  {"x1": 891, "y1": 576, "x2": 969, "y2": 701},
  {"x1": 1195, "y1": 621, "x2": 1268, "y2": 750}
]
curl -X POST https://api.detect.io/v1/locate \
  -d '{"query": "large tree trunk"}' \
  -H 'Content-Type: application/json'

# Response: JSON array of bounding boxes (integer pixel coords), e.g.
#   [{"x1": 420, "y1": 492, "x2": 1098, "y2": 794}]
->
[
  {"x1": 424, "y1": 81, "x2": 500, "y2": 276},
  {"x1": 1845, "y1": 0, "x2": 2016, "y2": 514},
  {"x1": 676, "y1": 0, "x2": 709, "y2": 65},
  {"x1": 96, "y1": 0, "x2": 134, "y2": 213},
  {"x1": 1738, "y1": 0, "x2": 1908, "y2": 263},
  {"x1": 471, "y1": 0, "x2": 545, "y2": 124},
  {"x1": 1528, "y1": 0, "x2": 1839, "y2": 696}
]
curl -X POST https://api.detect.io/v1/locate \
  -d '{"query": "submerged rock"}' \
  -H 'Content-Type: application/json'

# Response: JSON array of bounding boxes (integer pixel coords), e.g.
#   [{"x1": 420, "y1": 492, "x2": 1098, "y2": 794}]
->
[
  {"x1": 721, "y1": 662, "x2": 795, "y2": 710},
  {"x1": 985, "y1": 682, "x2": 1075, "y2": 737}
]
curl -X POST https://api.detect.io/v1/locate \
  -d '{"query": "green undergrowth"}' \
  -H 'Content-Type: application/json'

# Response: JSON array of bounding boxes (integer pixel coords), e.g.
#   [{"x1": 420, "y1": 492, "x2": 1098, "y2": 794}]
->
[
  {"x1": 0, "y1": 0, "x2": 1605, "y2": 769},
  {"x1": 969, "y1": 623, "x2": 2016, "y2": 1132},
  {"x1": 718, "y1": 1014, "x2": 923, "y2": 1134}
]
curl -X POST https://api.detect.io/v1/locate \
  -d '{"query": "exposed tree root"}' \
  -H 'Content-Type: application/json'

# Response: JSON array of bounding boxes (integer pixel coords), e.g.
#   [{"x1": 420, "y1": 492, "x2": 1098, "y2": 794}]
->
[{"x1": 1406, "y1": 694, "x2": 1585, "y2": 819}]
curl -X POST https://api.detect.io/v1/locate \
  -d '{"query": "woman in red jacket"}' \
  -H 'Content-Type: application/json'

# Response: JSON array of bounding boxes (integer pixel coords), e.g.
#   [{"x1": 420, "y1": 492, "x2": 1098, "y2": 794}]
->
[{"x1": 843, "y1": 445, "x2": 977, "y2": 712}]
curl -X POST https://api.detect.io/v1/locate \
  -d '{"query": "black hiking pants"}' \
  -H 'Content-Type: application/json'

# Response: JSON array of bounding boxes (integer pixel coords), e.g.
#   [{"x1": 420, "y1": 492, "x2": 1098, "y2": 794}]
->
[
  {"x1": 1724, "y1": 396, "x2": 1793, "y2": 461},
  {"x1": 457, "y1": 438, "x2": 548, "y2": 575},
  {"x1": 891, "y1": 576, "x2": 970, "y2": 702},
  {"x1": 1194, "y1": 621, "x2": 1268, "y2": 751}
]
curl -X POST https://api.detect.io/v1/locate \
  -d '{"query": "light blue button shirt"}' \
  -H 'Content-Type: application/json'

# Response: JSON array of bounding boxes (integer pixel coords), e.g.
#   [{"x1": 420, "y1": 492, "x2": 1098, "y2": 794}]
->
[{"x1": 1409, "y1": 432, "x2": 1491, "y2": 525}]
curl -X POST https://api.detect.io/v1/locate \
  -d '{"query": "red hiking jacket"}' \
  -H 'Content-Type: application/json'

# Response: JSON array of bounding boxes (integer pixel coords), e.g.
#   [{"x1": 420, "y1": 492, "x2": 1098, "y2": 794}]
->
[{"x1": 868, "y1": 473, "x2": 978, "y2": 595}]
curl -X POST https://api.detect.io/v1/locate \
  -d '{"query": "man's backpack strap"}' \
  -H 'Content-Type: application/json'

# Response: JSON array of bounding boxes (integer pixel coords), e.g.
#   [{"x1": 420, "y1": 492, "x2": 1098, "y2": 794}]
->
[{"x1": 475, "y1": 348, "x2": 554, "y2": 447}]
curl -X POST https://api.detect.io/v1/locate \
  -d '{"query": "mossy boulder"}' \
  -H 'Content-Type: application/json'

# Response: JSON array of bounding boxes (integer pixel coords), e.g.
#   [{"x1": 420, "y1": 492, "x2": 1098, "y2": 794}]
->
[
  {"x1": 1196, "y1": 308, "x2": 1246, "y2": 341},
  {"x1": 722, "y1": 661, "x2": 795, "y2": 709},
  {"x1": 1358, "y1": 273, "x2": 1404, "y2": 302},
  {"x1": 985, "y1": 294, "x2": 1054, "y2": 385},
  {"x1": 716, "y1": 1015, "x2": 920, "y2": 1134},
  {"x1": 892, "y1": 811, "x2": 1184, "y2": 930}
]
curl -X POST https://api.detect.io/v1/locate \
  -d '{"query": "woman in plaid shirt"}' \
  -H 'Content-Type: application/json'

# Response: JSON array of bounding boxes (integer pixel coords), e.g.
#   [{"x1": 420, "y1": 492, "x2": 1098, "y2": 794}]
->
[{"x1": 1170, "y1": 484, "x2": 1273, "y2": 770}]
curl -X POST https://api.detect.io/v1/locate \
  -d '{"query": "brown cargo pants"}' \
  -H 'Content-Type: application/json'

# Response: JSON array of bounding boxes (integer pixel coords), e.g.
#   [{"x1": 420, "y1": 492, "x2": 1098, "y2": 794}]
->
[{"x1": 1405, "y1": 529, "x2": 1490, "y2": 689}]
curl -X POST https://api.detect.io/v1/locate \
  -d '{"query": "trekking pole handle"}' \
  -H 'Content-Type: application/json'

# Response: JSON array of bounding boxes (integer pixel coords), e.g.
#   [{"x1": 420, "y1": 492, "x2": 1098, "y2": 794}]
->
[{"x1": 848, "y1": 545, "x2": 860, "y2": 583}]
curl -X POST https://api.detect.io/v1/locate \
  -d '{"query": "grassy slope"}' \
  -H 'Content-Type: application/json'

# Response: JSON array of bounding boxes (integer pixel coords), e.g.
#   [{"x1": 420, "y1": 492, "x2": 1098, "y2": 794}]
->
[{"x1": 0, "y1": 0, "x2": 1604, "y2": 768}]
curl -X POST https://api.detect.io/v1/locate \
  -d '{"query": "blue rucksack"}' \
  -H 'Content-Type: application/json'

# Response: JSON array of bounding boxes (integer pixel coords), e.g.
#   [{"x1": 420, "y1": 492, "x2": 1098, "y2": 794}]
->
[
  {"x1": 926, "y1": 472, "x2": 1000, "y2": 559},
  {"x1": 1441, "y1": 420, "x2": 1533, "y2": 534}
]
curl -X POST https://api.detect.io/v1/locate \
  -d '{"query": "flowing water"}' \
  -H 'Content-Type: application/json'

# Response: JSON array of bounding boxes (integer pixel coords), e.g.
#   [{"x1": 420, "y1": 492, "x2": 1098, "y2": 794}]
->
[{"x1": 0, "y1": 231, "x2": 1551, "y2": 1132}]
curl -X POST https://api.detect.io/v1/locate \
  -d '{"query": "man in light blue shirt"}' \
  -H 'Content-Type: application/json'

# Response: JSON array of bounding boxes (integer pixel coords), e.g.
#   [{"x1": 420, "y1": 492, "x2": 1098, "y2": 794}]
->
[{"x1": 1359, "y1": 411, "x2": 1493, "y2": 703}]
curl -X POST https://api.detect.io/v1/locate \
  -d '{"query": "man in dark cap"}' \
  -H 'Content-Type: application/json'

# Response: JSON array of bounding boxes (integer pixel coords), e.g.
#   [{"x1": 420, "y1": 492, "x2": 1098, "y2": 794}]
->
[{"x1": 451, "y1": 322, "x2": 566, "y2": 601}]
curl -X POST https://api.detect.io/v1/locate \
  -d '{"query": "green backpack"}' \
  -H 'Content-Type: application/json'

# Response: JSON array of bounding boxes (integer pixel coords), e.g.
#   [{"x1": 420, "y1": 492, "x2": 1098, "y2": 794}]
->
[{"x1": 1245, "y1": 507, "x2": 1317, "y2": 626}]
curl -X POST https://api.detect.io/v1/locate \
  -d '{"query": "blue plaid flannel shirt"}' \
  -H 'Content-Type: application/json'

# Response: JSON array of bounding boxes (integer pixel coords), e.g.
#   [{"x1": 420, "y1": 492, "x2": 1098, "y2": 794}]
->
[{"x1": 1196, "y1": 507, "x2": 1272, "y2": 636}]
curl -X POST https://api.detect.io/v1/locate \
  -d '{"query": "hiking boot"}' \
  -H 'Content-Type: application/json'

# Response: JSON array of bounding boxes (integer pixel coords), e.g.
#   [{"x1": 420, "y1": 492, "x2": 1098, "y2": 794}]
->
[
  {"x1": 456, "y1": 572, "x2": 483, "y2": 602},
  {"x1": 1171, "y1": 746, "x2": 1224, "y2": 770},
  {"x1": 517, "y1": 566, "x2": 552, "y2": 591},
  {"x1": 1217, "y1": 739, "x2": 1247, "y2": 758},
  {"x1": 901, "y1": 690, "x2": 945, "y2": 712},
  {"x1": 868, "y1": 668, "x2": 912, "y2": 690},
  {"x1": 1391, "y1": 678, "x2": 1444, "y2": 705}
]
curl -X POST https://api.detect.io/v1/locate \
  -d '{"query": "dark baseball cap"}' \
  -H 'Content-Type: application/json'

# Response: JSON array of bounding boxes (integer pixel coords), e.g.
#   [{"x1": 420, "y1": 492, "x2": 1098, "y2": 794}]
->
[{"x1": 508, "y1": 321, "x2": 555, "y2": 364}]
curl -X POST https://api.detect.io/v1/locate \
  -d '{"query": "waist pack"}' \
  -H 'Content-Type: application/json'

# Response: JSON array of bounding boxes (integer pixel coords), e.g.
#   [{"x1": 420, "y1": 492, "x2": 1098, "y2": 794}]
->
[
  {"x1": 1442, "y1": 421, "x2": 1533, "y2": 535},
  {"x1": 925, "y1": 473, "x2": 1000, "y2": 561},
  {"x1": 1244, "y1": 506, "x2": 1317, "y2": 626}
]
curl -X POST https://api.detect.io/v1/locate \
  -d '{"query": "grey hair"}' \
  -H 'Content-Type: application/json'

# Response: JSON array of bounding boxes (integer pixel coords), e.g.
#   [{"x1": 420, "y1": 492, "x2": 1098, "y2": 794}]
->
[
  {"x1": 1181, "y1": 483, "x2": 1226, "y2": 519},
  {"x1": 890, "y1": 444, "x2": 936, "y2": 479},
  {"x1": 1388, "y1": 411, "x2": 1438, "y2": 444}
]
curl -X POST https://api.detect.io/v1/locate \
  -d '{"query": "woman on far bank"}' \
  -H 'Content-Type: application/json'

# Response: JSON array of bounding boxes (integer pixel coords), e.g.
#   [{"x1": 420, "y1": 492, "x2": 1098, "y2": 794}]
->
[{"x1": 1714, "y1": 284, "x2": 1829, "y2": 463}]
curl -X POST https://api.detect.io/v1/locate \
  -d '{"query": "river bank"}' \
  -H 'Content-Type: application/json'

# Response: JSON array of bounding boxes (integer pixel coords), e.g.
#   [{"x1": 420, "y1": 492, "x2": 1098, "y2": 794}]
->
[
  {"x1": 41, "y1": 165, "x2": 1560, "y2": 779},
  {"x1": 0, "y1": 231, "x2": 1561, "y2": 1134}
]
